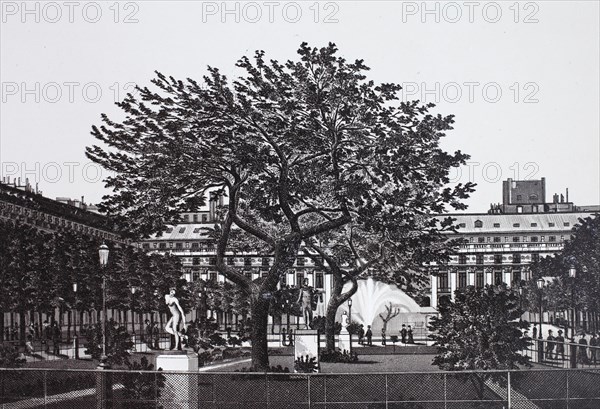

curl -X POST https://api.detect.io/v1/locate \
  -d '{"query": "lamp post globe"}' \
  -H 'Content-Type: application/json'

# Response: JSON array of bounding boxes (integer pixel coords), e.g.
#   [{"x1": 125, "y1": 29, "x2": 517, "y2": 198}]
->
[
  {"x1": 98, "y1": 243, "x2": 109, "y2": 368},
  {"x1": 536, "y1": 278, "x2": 544, "y2": 340}
]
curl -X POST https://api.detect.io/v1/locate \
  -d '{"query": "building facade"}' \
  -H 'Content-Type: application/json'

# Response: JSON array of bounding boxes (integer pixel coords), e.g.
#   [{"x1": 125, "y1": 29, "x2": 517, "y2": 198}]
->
[
  {"x1": 0, "y1": 177, "x2": 122, "y2": 242},
  {"x1": 430, "y1": 178, "x2": 598, "y2": 308}
]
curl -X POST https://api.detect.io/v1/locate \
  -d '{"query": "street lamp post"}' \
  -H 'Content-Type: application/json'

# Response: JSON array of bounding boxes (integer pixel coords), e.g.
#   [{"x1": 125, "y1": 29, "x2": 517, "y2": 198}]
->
[
  {"x1": 569, "y1": 266, "x2": 576, "y2": 341},
  {"x1": 285, "y1": 299, "x2": 290, "y2": 332},
  {"x1": 73, "y1": 282, "x2": 79, "y2": 359},
  {"x1": 518, "y1": 286, "x2": 523, "y2": 311},
  {"x1": 348, "y1": 298, "x2": 353, "y2": 353},
  {"x1": 130, "y1": 287, "x2": 136, "y2": 335},
  {"x1": 96, "y1": 243, "x2": 112, "y2": 409},
  {"x1": 536, "y1": 277, "x2": 545, "y2": 363},
  {"x1": 98, "y1": 243, "x2": 110, "y2": 368}
]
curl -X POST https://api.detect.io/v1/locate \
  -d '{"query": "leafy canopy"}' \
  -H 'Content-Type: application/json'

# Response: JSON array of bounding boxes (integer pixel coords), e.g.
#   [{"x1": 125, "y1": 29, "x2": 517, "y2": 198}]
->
[{"x1": 429, "y1": 284, "x2": 531, "y2": 371}]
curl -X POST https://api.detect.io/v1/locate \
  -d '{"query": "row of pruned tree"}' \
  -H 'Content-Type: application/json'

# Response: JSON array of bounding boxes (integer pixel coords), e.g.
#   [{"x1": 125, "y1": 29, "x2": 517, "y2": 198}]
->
[{"x1": 0, "y1": 218, "x2": 186, "y2": 343}]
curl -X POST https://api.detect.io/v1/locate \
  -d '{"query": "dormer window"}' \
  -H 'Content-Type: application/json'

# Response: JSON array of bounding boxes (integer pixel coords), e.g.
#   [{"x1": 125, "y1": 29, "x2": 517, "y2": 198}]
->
[{"x1": 474, "y1": 220, "x2": 483, "y2": 228}]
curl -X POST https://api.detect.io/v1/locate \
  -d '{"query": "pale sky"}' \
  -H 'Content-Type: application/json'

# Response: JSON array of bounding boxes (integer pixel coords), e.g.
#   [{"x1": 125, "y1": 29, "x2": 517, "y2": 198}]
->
[{"x1": 1, "y1": 1, "x2": 599, "y2": 212}]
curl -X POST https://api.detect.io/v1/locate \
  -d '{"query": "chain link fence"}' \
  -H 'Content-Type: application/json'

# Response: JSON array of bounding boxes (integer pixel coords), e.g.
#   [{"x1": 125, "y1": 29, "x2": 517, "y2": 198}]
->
[{"x1": 1, "y1": 367, "x2": 599, "y2": 408}]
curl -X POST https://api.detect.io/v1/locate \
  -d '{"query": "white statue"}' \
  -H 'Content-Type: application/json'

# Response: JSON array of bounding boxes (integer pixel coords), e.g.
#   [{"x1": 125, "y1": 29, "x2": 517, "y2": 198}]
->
[
  {"x1": 164, "y1": 287, "x2": 186, "y2": 350},
  {"x1": 341, "y1": 311, "x2": 349, "y2": 333}
]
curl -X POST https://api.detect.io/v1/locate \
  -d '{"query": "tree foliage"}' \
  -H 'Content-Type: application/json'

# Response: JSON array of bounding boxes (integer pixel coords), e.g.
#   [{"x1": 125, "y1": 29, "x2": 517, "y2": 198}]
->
[
  {"x1": 0, "y1": 218, "x2": 184, "y2": 340},
  {"x1": 429, "y1": 285, "x2": 531, "y2": 371}
]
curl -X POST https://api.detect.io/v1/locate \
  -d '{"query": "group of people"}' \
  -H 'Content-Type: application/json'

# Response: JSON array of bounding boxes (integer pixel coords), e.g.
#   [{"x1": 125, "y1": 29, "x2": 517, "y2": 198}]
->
[
  {"x1": 357, "y1": 324, "x2": 415, "y2": 346},
  {"x1": 538, "y1": 327, "x2": 599, "y2": 364}
]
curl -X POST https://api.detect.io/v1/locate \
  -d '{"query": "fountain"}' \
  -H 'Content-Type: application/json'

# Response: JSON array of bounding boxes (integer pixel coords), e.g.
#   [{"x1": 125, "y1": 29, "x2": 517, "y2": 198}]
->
[{"x1": 338, "y1": 278, "x2": 433, "y2": 335}]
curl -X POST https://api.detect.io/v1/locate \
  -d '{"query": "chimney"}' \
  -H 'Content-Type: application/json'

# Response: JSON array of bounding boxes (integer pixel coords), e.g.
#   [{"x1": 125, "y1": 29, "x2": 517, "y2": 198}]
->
[
  {"x1": 36, "y1": 183, "x2": 39, "y2": 194},
  {"x1": 566, "y1": 188, "x2": 569, "y2": 203}
]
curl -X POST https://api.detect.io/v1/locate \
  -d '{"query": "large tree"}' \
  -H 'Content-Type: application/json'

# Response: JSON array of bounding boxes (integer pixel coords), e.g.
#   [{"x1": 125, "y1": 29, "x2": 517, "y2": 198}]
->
[{"x1": 86, "y1": 43, "x2": 473, "y2": 369}]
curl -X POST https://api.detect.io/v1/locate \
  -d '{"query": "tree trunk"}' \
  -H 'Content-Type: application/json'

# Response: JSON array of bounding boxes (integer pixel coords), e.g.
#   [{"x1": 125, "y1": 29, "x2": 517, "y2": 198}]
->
[
  {"x1": 19, "y1": 309, "x2": 26, "y2": 345},
  {"x1": 37, "y1": 311, "x2": 43, "y2": 338},
  {"x1": 325, "y1": 298, "x2": 340, "y2": 351},
  {"x1": 250, "y1": 293, "x2": 271, "y2": 370}
]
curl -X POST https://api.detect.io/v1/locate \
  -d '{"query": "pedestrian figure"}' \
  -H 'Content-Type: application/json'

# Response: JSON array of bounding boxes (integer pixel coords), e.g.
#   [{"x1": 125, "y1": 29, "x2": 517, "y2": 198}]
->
[
  {"x1": 288, "y1": 329, "x2": 294, "y2": 347},
  {"x1": 25, "y1": 335, "x2": 35, "y2": 355},
  {"x1": 401, "y1": 324, "x2": 407, "y2": 344},
  {"x1": 555, "y1": 329, "x2": 565, "y2": 361},
  {"x1": 144, "y1": 320, "x2": 153, "y2": 349},
  {"x1": 42, "y1": 320, "x2": 51, "y2": 353},
  {"x1": 589, "y1": 333, "x2": 598, "y2": 364},
  {"x1": 366, "y1": 325, "x2": 373, "y2": 346},
  {"x1": 358, "y1": 325, "x2": 365, "y2": 345},
  {"x1": 546, "y1": 329, "x2": 555, "y2": 360},
  {"x1": 152, "y1": 322, "x2": 160, "y2": 349},
  {"x1": 407, "y1": 326, "x2": 414, "y2": 344},
  {"x1": 281, "y1": 328, "x2": 288, "y2": 346},
  {"x1": 381, "y1": 328, "x2": 386, "y2": 346},
  {"x1": 52, "y1": 322, "x2": 61, "y2": 355},
  {"x1": 532, "y1": 324, "x2": 538, "y2": 340},
  {"x1": 578, "y1": 333, "x2": 589, "y2": 365}
]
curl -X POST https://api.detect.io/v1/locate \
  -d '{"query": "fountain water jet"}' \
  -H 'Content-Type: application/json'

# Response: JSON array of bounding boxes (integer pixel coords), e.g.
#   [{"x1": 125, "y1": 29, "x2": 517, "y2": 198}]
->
[{"x1": 339, "y1": 277, "x2": 425, "y2": 331}]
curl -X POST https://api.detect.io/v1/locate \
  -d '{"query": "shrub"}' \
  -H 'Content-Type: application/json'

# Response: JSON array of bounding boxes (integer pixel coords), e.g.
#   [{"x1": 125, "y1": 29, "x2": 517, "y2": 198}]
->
[
  {"x1": 84, "y1": 320, "x2": 133, "y2": 366},
  {"x1": 294, "y1": 355, "x2": 319, "y2": 373},
  {"x1": 122, "y1": 356, "x2": 166, "y2": 409},
  {"x1": 320, "y1": 349, "x2": 359, "y2": 363},
  {"x1": 236, "y1": 365, "x2": 290, "y2": 373},
  {"x1": 0, "y1": 344, "x2": 26, "y2": 368}
]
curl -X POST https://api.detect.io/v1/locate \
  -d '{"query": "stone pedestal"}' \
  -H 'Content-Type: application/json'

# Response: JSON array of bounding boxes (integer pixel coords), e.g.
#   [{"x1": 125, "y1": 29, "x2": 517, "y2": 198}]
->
[
  {"x1": 294, "y1": 329, "x2": 320, "y2": 372},
  {"x1": 338, "y1": 332, "x2": 351, "y2": 353},
  {"x1": 155, "y1": 351, "x2": 198, "y2": 408}
]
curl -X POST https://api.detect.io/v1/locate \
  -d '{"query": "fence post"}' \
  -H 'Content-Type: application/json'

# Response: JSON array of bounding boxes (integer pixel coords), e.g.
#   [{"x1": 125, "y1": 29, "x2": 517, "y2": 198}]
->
[
  {"x1": 566, "y1": 370, "x2": 569, "y2": 409},
  {"x1": 265, "y1": 373, "x2": 269, "y2": 409},
  {"x1": 44, "y1": 370, "x2": 48, "y2": 407},
  {"x1": 538, "y1": 339, "x2": 544, "y2": 363},
  {"x1": 443, "y1": 373, "x2": 447, "y2": 409},
  {"x1": 507, "y1": 371, "x2": 511, "y2": 409},
  {"x1": 385, "y1": 374, "x2": 388, "y2": 409},
  {"x1": 307, "y1": 375, "x2": 311, "y2": 409}
]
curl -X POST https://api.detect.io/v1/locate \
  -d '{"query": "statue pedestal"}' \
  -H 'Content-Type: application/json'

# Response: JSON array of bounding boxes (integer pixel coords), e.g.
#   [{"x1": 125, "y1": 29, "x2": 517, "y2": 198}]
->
[
  {"x1": 338, "y1": 332, "x2": 351, "y2": 353},
  {"x1": 155, "y1": 351, "x2": 198, "y2": 408},
  {"x1": 294, "y1": 329, "x2": 320, "y2": 372}
]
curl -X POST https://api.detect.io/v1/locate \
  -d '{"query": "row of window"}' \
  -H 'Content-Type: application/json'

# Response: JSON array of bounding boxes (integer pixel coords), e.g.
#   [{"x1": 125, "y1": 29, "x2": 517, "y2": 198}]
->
[
  {"x1": 469, "y1": 235, "x2": 563, "y2": 243},
  {"x1": 453, "y1": 253, "x2": 539, "y2": 265},
  {"x1": 188, "y1": 269, "x2": 325, "y2": 289},
  {"x1": 464, "y1": 220, "x2": 570, "y2": 229},
  {"x1": 1, "y1": 203, "x2": 117, "y2": 241},
  {"x1": 187, "y1": 256, "x2": 319, "y2": 267},
  {"x1": 438, "y1": 270, "x2": 523, "y2": 290}
]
